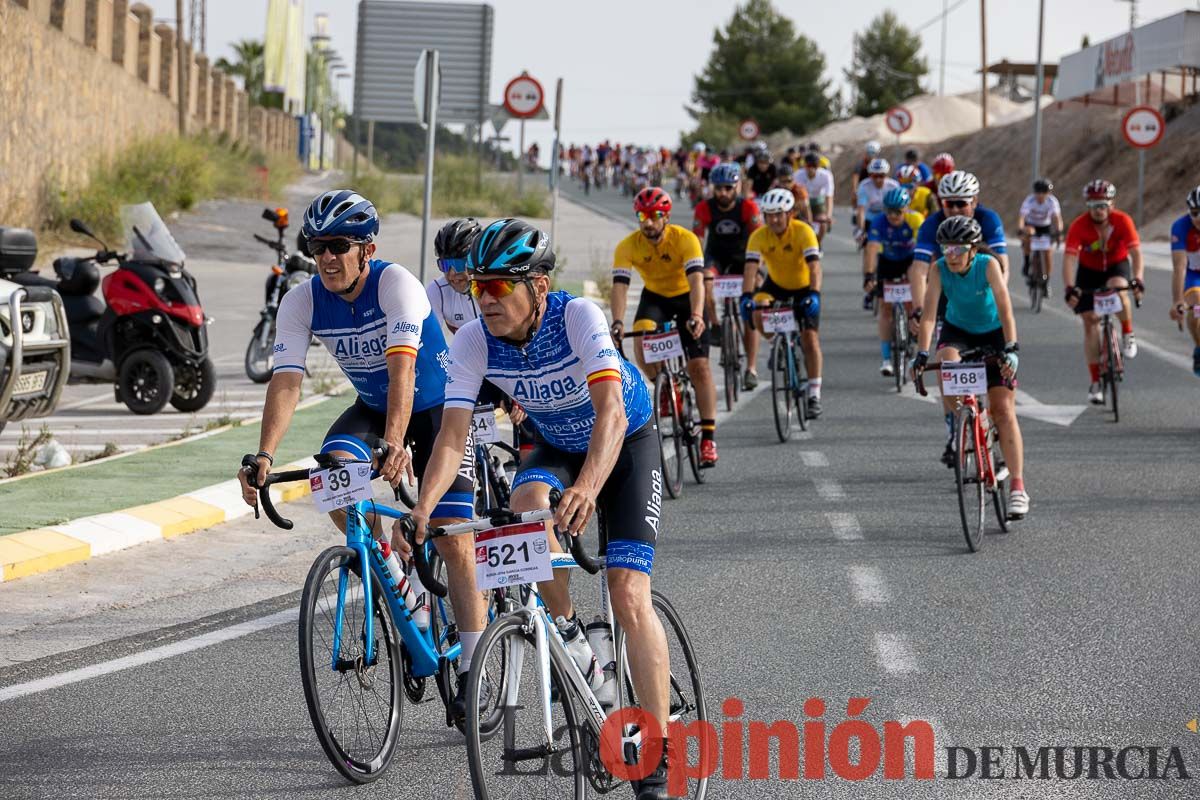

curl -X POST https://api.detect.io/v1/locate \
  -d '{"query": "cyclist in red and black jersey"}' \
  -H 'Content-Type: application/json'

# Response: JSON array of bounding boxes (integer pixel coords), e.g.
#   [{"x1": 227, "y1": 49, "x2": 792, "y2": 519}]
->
[
  {"x1": 1062, "y1": 179, "x2": 1145, "y2": 404},
  {"x1": 694, "y1": 162, "x2": 763, "y2": 331}
]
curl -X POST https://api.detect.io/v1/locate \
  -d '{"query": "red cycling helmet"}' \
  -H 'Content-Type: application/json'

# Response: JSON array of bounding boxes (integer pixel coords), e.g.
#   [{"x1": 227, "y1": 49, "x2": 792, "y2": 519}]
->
[
  {"x1": 1083, "y1": 179, "x2": 1117, "y2": 201},
  {"x1": 932, "y1": 152, "x2": 956, "y2": 174},
  {"x1": 634, "y1": 187, "x2": 672, "y2": 216}
]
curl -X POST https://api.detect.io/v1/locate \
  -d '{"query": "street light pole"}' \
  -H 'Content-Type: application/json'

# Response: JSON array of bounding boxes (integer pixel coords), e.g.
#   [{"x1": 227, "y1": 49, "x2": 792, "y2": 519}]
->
[
  {"x1": 1031, "y1": 0, "x2": 1046, "y2": 183},
  {"x1": 939, "y1": 0, "x2": 948, "y2": 96}
]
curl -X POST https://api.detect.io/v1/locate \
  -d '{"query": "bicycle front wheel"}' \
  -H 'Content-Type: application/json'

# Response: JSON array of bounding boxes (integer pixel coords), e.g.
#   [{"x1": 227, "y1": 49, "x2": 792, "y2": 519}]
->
[
  {"x1": 953, "y1": 410, "x2": 985, "y2": 553},
  {"x1": 988, "y1": 424, "x2": 1010, "y2": 533},
  {"x1": 299, "y1": 545, "x2": 403, "y2": 784},
  {"x1": 654, "y1": 371, "x2": 684, "y2": 498},
  {"x1": 770, "y1": 335, "x2": 793, "y2": 442},
  {"x1": 891, "y1": 306, "x2": 906, "y2": 393},
  {"x1": 618, "y1": 591, "x2": 708, "y2": 800},
  {"x1": 1104, "y1": 322, "x2": 1120, "y2": 423},
  {"x1": 467, "y1": 615, "x2": 585, "y2": 800},
  {"x1": 683, "y1": 380, "x2": 706, "y2": 484}
]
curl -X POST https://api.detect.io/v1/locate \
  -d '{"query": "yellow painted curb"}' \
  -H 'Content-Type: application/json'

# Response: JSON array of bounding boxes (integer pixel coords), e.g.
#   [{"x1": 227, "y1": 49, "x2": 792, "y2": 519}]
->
[
  {"x1": 1, "y1": 529, "x2": 91, "y2": 581},
  {"x1": 127, "y1": 497, "x2": 226, "y2": 539}
]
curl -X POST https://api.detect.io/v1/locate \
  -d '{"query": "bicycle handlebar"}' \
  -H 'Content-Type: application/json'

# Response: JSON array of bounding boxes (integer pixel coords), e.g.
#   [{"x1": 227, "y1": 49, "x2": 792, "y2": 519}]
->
[{"x1": 253, "y1": 233, "x2": 286, "y2": 255}]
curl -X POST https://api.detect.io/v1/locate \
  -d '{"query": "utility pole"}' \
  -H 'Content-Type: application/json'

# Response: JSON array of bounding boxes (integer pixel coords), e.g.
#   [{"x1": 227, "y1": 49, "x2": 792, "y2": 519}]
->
[
  {"x1": 939, "y1": 0, "x2": 948, "y2": 96},
  {"x1": 1031, "y1": 0, "x2": 1046, "y2": 182},
  {"x1": 980, "y1": 0, "x2": 988, "y2": 127},
  {"x1": 176, "y1": 0, "x2": 187, "y2": 136}
]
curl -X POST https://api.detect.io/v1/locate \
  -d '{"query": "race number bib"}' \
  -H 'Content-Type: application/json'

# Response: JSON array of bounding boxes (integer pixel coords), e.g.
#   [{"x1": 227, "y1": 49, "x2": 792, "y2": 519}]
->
[
  {"x1": 940, "y1": 362, "x2": 987, "y2": 396},
  {"x1": 882, "y1": 282, "x2": 913, "y2": 303},
  {"x1": 712, "y1": 276, "x2": 743, "y2": 300},
  {"x1": 475, "y1": 520, "x2": 553, "y2": 589},
  {"x1": 1030, "y1": 235, "x2": 1052, "y2": 251},
  {"x1": 472, "y1": 404, "x2": 500, "y2": 444},
  {"x1": 761, "y1": 308, "x2": 797, "y2": 333},
  {"x1": 1093, "y1": 291, "x2": 1123, "y2": 316},
  {"x1": 310, "y1": 462, "x2": 374, "y2": 513},
  {"x1": 642, "y1": 331, "x2": 683, "y2": 364}
]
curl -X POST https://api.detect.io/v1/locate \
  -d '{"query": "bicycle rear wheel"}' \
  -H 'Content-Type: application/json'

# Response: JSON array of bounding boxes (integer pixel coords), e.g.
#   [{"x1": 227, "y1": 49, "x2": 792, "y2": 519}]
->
[
  {"x1": 299, "y1": 545, "x2": 403, "y2": 784},
  {"x1": 466, "y1": 615, "x2": 585, "y2": 800},
  {"x1": 618, "y1": 591, "x2": 708, "y2": 800},
  {"x1": 770, "y1": 335, "x2": 793, "y2": 442},
  {"x1": 953, "y1": 410, "x2": 985, "y2": 552},
  {"x1": 654, "y1": 371, "x2": 684, "y2": 498},
  {"x1": 721, "y1": 316, "x2": 737, "y2": 412}
]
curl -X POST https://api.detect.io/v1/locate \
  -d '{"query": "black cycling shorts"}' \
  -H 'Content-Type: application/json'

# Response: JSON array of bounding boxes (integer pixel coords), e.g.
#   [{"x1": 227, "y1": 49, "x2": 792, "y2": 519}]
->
[
  {"x1": 634, "y1": 289, "x2": 709, "y2": 359},
  {"x1": 322, "y1": 399, "x2": 475, "y2": 519},
  {"x1": 510, "y1": 422, "x2": 661, "y2": 575},
  {"x1": 935, "y1": 322, "x2": 1014, "y2": 391},
  {"x1": 704, "y1": 255, "x2": 746, "y2": 277},
  {"x1": 1074, "y1": 259, "x2": 1132, "y2": 315},
  {"x1": 874, "y1": 256, "x2": 913, "y2": 291},
  {"x1": 755, "y1": 277, "x2": 820, "y2": 330}
]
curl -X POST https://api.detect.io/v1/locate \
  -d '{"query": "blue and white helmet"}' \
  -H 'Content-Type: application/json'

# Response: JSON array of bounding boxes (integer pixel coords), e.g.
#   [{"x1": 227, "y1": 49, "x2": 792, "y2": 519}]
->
[
  {"x1": 302, "y1": 190, "x2": 379, "y2": 241},
  {"x1": 710, "y1": 162, "x2": 741, "y2": 186},
  {"x1": 882, "y1": 188, "x2": 910, "y2": 210}
]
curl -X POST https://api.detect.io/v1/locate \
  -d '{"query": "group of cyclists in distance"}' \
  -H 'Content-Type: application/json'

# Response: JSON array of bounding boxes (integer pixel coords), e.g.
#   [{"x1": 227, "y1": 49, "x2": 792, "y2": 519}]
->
[{"x1": 230, "y1": 123, "x2": 1200, "y2": 796}]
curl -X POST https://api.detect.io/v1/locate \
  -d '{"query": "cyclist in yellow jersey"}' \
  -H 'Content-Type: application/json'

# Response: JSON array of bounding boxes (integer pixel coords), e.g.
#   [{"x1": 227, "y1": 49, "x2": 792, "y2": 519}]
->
[
  {"x1": 611, "y1": 187, "x2": 721, "y2": 466},
  {"x1": 897, "y1": 164, "x2": 935, "y2": 217},
  {"x1": 740, "y1": 187, "x2": 825, "y2": 416}
]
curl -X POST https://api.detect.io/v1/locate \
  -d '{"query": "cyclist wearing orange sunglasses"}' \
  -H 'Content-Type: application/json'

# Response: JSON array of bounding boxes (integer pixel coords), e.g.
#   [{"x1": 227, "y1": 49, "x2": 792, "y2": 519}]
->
[{"x1": 402, "y1": 219, "x2": 675, "y2": 793}]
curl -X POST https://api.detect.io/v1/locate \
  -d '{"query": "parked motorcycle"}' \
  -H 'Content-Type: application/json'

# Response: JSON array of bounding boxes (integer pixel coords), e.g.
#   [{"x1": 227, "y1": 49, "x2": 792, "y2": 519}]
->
[
  {"x1": 0, "y1": 227, "x2": 71, "y2": 434},
  {"x1": 11, "y1": 203, "x2": 215, "y2": 415},
  {"x1": 244, "y1": 207, "x2": 316, "y2": 383}
]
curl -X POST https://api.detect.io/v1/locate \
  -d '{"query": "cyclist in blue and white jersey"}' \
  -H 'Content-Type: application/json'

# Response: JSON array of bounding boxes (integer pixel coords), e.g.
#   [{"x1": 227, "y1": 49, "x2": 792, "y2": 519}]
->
[
  {"x1": 864, "y1": 187, "x2": 924, "y2": 376},
  {"x1": 402, "y1": 218, "x2": 674, "y2": 800},
  {"x1": 236, "y1": 190, "x2": 481, "y2": 719},
  {"x1": 911, "y1": 171, "x2": 1008, "y2": 325},
  {"x1": 1169, "y1": 186, "x2": 1200, "y2": 376}
]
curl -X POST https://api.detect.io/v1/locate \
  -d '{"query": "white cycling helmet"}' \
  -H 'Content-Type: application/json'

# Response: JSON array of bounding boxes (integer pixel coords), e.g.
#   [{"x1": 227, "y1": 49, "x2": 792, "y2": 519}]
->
[
  {"x1": 759, "y1": 187, "x2": 796, "y2": 214},
  {"x1": 1187, "y1": 185, "x2": 1200, "y2": 211},
  {"x1": 865, "y1": 140, "x2": 882, "y2": 157},
  {"x1": 692, "y1": 141, "x2": 707, "y2": 153},
  {"x1": 938, "y1": 170, "x2": 981, "y2": 200},
  {"x1": 867, "y1": 158, "x2": 890, "y2": 175}
]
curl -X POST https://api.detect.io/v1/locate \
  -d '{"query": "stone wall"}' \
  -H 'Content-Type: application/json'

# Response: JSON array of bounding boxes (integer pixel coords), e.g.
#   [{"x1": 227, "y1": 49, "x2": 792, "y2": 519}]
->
[{"x1": 0, "y1": 0, "x2": 301, "y2": 228}]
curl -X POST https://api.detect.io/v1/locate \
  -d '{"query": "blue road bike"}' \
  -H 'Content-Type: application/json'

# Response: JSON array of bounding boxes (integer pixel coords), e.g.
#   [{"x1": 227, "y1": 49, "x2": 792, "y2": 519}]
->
[{"x1": 242, "y1": 447, "x2": 509, "y2": 784}]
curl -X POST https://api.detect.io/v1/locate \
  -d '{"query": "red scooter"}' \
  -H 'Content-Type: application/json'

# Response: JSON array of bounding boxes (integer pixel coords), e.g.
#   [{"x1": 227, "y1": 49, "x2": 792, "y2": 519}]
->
[{"x1": 13, "y1": 203, "x2": 215, "y2": 414}]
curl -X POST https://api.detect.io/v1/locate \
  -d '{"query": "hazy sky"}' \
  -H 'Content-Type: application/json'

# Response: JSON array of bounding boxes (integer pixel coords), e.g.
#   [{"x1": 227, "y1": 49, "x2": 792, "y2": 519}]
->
[{"x1": 140, "y1": 0, "x2": 1197, "y2": 156}]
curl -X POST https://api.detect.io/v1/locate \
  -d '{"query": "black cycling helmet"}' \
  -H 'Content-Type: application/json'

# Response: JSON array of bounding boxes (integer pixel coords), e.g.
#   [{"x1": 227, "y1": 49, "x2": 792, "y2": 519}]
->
[
  {"x1": 434, "y1": 217, "x2": 480, "y2": 259},
  {"x1": 905, "y1": 148, "x2": 920, "y2": 161},
  {"x1": 936, "y1": 216, "x2": 984, "y2": 246},
  {"x1": 803, "y1": 152, "x2": 820, "y2": 167},
  {"x1": 1032, "y1": 178, "x2": 1053, "y2": 194},
  {"x1": 468, "y1": 218, "x2": 556, "y2": 277}
]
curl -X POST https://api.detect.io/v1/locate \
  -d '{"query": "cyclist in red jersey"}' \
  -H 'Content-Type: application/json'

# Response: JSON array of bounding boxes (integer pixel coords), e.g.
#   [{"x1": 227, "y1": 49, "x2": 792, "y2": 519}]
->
[{"x1": 1062, "y1": 180, "x2": 1145, "y2": 404}]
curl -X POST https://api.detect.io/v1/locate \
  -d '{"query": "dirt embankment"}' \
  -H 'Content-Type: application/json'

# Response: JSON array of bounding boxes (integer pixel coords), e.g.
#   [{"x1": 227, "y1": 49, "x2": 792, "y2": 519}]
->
[{"x1": 832, "y1": 101, "x2": 1200, "y2": 239}]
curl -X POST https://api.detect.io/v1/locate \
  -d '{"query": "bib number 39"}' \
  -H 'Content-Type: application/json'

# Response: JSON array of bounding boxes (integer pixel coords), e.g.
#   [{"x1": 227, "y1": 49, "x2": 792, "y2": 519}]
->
[
  {"x1": 310, "y1": 463, "x2": 374, "y2": 513},
  {"x1": 940, "y1": 362, "x2": 987, "y2": 396},
  {"x1": 642, "y1": 331, "x2": 683, "y2": 364},
  {"x1": 475, "y1": 521, "x2": 554, "y2": 589}
]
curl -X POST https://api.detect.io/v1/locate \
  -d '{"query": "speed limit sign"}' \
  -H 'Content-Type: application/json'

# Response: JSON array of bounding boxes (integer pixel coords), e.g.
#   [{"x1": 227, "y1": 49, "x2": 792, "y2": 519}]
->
[
  {"x1": 738, "y1": 118, "x2": 760, "y2": 141},
  {"x1": 885, "y1": 106, "x2": 913, "y2": 135}
]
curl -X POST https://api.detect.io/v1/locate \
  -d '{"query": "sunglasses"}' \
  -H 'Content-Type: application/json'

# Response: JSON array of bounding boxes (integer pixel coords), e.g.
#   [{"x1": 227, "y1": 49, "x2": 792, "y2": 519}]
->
[
  {"x1": 942, "y1": 244, "x2": 974, "y2": 258},
  {"x1": 713, "y1": 184, "x2": 736, "y2": 191},
  {"x1": 469, "y1": 278, "x2": 524, "y2": 299},
  {"x1": 309, "y1": 238, "x2": 361, "y2": 256},
  {"x1": 942, "y1": 199, "x2": 971, "y2": 209},
  {"x1": 438, "y1": 257, "x2": 469, "y2": 273},
  {"x1": 1190, "y1": 209, "x2": 1200, "y2": 217},
  {"x1": 637, "y1": 210, "x2": 667, "y2": 222},
  {"x1": 1087, "y1": 201, "x2": 1112, "y2": 210}
]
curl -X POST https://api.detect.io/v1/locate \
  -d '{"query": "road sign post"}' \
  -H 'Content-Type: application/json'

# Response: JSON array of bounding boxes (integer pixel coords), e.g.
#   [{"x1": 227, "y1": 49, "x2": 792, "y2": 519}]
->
[
  {"x1": 1122, "y1": 105, "x2": 1164, "y2": 227},
  {"x1": 885, "y1": 106, "x2": 914, "y2": 164},
  {"x1": 416, "y1": 49, "x2": 441, "y2": 284},
  {"x1": 504, "y1": 72, "x2": 545, "y2": 199}
]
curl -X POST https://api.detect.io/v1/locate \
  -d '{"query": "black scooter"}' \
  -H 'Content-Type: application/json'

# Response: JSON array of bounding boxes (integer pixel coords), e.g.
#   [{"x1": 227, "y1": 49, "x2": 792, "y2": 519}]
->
[{"x1": 244, "y1": 207, "x2": 316, "y2": 383}]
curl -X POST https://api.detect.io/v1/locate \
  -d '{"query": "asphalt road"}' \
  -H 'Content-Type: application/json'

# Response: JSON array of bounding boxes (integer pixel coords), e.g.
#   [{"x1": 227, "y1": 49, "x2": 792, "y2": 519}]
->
[{"x1": 0, "y1": 179, "x2": 1197, "y2": 798}]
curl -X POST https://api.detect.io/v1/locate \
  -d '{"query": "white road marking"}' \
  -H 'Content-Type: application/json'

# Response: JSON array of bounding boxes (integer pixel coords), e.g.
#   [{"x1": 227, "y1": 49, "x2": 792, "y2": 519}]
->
[
  {"x1": 848, "y1": 565, "x2": 890, "y2": 604},
  {"x1": 814, "y1": 478, "x2": 844, "y2": 500},
  {"x1": 0, "y1": 607, "x2": 297, "y2": 703},
  {"x1": 875, "y1": 632, "x2": 919, "y2": 674},
  {"x1": 826, "y1": 512, "x2": 863, "y2": 541},
  {"x1": 801, "y1": 450, "x2": 829, "y2": 468}
]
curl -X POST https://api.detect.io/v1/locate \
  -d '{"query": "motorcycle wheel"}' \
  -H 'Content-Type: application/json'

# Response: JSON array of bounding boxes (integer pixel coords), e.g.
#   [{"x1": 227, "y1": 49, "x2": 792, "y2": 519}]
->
[
  {"x1": 244, "y1": 319, "x2": 275, "y2": 383},
  {"x1": 171, "y1": 357, "x2": 217, "y2": 413},
  {"x1": 119, "y1": 350, "x2": 175, "y2": 415}
]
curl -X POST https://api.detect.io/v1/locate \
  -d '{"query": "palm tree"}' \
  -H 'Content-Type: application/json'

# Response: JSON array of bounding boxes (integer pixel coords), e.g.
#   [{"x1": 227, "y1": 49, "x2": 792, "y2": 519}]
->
[{"x1": 215, "y1": 40, "x2": 265, "y2": 106}]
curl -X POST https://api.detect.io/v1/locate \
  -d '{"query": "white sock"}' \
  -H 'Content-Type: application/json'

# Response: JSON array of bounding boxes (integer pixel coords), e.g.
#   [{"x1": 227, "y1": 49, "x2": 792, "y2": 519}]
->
[
  {"x1": 809, "y1": 377, "x2": 822, "y2": 399},
  {"x1": 458, "y1": 630, "x2": 483, "y2": 676}
]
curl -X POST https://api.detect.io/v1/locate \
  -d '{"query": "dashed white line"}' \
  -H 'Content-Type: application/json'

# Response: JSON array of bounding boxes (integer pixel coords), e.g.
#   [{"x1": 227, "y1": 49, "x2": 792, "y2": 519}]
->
[
  {"x1": 800, "y1": 450, "x2": 829, "y2": 468},
  {"x1": 826, "y1": 512, "x2": 863, "y2": 541},
  {"x1": 849, "y1": 565, "x2": 891, "y2": 604},
  {"x1": 875, "y1": 632, "x2": 919, "y2": 674},
  {"x1": 814, "y1": 477, "x2": 844, "y2": 500}
]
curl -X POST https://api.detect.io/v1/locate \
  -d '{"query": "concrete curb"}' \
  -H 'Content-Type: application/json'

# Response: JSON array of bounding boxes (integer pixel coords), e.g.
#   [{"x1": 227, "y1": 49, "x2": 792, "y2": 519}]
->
[{"x1": 0, "y1": 457, "x2": 317, "y2": 583}]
